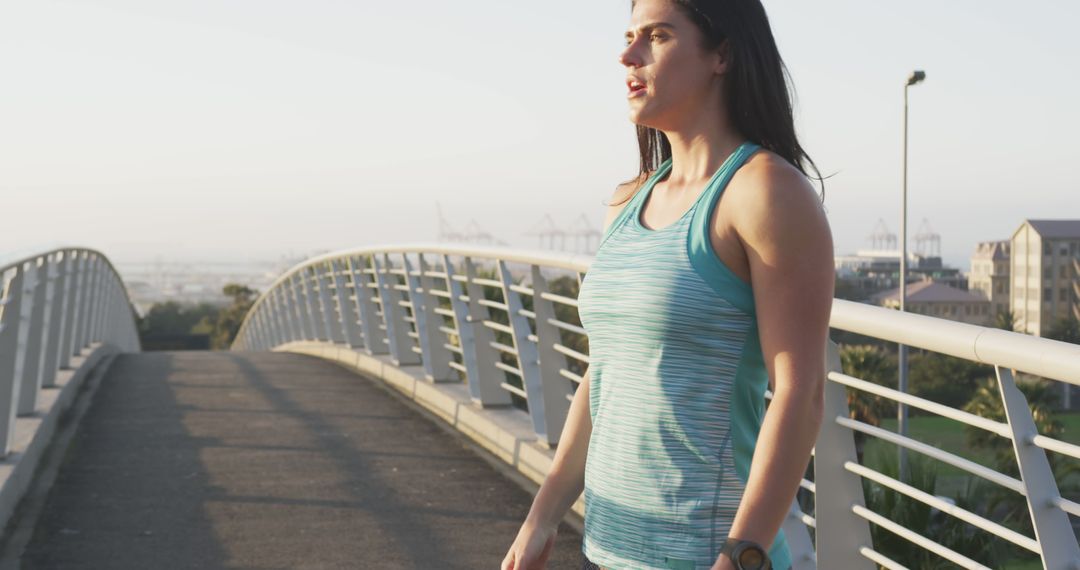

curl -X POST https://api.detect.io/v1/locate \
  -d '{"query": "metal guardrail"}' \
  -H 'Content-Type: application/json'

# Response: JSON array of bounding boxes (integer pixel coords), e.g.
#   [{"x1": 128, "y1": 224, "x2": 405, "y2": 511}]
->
[
  {"x1": 0, "y1": 247, "x2": 140, "y2": 457},
  {"x1": 232, "y1": 244, "x2": 1080, "y2": 569}
]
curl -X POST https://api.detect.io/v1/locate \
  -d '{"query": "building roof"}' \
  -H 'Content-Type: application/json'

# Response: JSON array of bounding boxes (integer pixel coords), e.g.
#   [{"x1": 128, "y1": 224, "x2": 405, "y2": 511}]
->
[
  {"x1": 871, "y1": 280, "x2": 989, "y2": 304},
  {"x1": 1025, "y1": 219, "x2": 1080, "y2": 239},
  {"x1": 971, "y1": 240, "x2": 1010, "y2": 261}
]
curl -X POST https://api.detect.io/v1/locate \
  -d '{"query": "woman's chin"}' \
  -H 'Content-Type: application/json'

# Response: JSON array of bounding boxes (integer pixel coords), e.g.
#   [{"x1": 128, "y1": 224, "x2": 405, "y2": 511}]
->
[
  {"x1": 627, "y1": 106, "x2": 653, "y2": 126},
  {"x1": 627, "y1": 111, "x2": 664, "y2": 131}
]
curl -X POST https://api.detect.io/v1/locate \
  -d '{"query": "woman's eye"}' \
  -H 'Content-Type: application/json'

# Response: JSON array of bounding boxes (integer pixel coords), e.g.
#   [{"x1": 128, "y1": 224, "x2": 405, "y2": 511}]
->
[{"x1": 650, "y1": 34, "x2": 664, "y2": 42}]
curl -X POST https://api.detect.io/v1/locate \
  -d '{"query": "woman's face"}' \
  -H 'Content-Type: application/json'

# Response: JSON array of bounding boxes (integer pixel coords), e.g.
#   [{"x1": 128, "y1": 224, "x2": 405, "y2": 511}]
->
[{"x1": 620, "y1": 0, "x2": 725, "y2": 131}]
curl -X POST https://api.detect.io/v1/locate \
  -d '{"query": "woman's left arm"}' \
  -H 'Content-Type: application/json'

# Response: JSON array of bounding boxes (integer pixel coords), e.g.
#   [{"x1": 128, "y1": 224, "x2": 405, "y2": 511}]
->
[{"x1": 711, "y1": 158, "x2": 834, "y2": 570}]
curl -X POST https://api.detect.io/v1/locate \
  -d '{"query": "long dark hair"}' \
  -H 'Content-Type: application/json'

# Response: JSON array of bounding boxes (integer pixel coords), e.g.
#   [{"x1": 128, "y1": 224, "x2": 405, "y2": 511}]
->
[{"x1": 623, "y1": 0, "x2": 824, "y2": 202}]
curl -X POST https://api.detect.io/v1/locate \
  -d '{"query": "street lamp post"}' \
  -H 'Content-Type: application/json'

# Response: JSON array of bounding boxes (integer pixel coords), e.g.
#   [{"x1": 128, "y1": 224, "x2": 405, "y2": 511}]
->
[{"x1": 899, "y1": 69, "x2": 925, "y2": 482}]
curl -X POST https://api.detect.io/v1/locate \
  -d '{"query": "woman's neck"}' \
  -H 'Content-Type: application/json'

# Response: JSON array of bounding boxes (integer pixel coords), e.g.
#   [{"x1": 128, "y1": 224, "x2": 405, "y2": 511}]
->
[{"x1": 661, "y1": 104, "x2": 744, "y2": 187}]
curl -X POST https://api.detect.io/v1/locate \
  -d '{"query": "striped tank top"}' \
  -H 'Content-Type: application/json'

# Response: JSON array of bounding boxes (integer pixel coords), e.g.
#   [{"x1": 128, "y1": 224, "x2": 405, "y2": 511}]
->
[{"x1": 577, "y1": 141, "x2": 792, "y2": 570}]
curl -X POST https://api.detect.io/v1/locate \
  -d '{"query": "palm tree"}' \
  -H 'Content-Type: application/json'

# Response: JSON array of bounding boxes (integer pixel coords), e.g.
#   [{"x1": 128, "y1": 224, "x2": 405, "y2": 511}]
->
[
  {"x1": 962, "y1": 377, "x2": 1063, "y2": 472},
  {"x1": 839, "y1": 345, "x2": 897, "y2": 462},
  {"x1": 862, "y1": 449, "x2": 1001, "y2": 568},
  {"x1": 993, "y1": 308, "x2": 1017, "y2": 332},
  {"x1": 961, "y1": 377, "x2": 1078, "y2": 537}
]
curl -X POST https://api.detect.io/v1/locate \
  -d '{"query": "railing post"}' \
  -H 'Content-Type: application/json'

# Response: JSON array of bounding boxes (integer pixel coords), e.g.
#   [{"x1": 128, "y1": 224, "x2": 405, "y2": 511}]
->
[
  {"x1": 0, "y1": 265, "x2": 30, "y2": 456},
  {"x1": 65, "y1": 253, "x2": 87, "y2": 359},
  {"x1": 244, "y1": 311, "x2": 258, "y2": 351},
  {"x1": 277, "y1": 287, "x2": 298, "y2": 344},
  {"x1": 315, "y1": 263, "x2": 344, "y2": 344},
  {"x1": 94, "y1": 265, "x2": 111, "y2": 343},
  {"x1": 266, "y1": 291, "x2": 286, "y2": 347},
  {"x1": 266, "y1": 303, "x2": 282, "y2": 348},
  {"x1": 331, "y1": 260, "x2": 364, "y2": 349},
  {"x1": 263, "y1": 290, "x2": 280, "y2": 346},
  {"x1": 83, "y1": 255, "x2": 101, "y2": 348},
  {"x1": 441, "y1": 255, "x2": 478, "y2": 387},
  {"x1": 257, "y1": 303, "x2": 273, "y2": 349},
  {"x1": 76, "y1": 256, "x2": 97, "y2": 350},
  {"x1": 115, "y1": 280, "x2": 137, "y2": 353},
  {"x1": 814, "y1": 341, "x2": 874, "y2": 569},
  {"x1": 103, "y1": 279, "x2": 118, "y2": 349},
  {"x1": 996, "y1": 366, "x2": 1080, "y2": 568},
  {"x1": 277, "y1": 285, "x2": 299, "y2": 343},
  {"x1": 404, "y1": 253, "x2": 453, "y2": 382},
  {"x1": 528, "y1": 265, "x2": 573, "y2": 445},
  {"x1": 251, "y1": 310, "x2": 267, "y2": 351},
  {"x1": 42, "y1": 253, "x2": 67, "y2": 388},
  {"x1": 300, "y1": 268, "x2": 327, "y2": 341},
  {"x1": 497, "y1": 260, "x2": 551, "y2": 441},
  {"x1": 260, "y1": 308, "x2": 276, "y2": 349},
  {"x1": 88, "y1": 256, "x2": 104, "y2": 345},
  {"x1": 291, "y1": 273, "x2": 315, "y2": 341},
  {"x1": 18, "y1": 258, "x2": 48, "y2": 415},
  {"x1": 372, "y1": 253, "x2": 419, "y2": 366},
  {"x1": 348, "y1": 255, "x2": 385, "y2": 354},
  {"x1": 74, "y1": 256, "x2": 91, "y2": 351},
  {"x1": 57, "y1": 252, "x2": 78, "y2": 370},
  {"x1": 461, "y1": 257, "x2": 511, "y2": 406}
]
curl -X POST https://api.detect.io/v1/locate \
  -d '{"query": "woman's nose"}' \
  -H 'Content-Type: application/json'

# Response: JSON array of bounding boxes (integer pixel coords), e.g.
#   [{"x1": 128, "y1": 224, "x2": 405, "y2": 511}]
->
[{"x1": 619, "y1": 43, "x2": 642, "y2": 68}]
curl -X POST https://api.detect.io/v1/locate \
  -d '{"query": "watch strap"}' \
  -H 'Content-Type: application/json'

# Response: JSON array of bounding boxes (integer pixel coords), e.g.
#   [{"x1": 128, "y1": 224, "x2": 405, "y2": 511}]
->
[{"x1": 720, "y1": 538, "x2": 771, "y2": 570}]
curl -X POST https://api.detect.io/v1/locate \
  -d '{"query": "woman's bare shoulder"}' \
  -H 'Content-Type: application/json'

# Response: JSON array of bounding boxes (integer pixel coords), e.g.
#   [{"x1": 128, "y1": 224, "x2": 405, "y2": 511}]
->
[
  {"x1": 727, "y1": 149, "x2": 821, "y2": 216},
  {"x1": 727, "y1": 149, "x2": 829, "y2": 252},
  {"x1": 602, "y1": 176, "x2": 647, "y2": 232}
]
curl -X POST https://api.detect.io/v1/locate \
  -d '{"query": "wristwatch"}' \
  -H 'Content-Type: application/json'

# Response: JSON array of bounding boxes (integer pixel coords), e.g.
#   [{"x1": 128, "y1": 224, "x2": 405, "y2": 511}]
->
[{"x1": 720, "y1": 538, "x2": 771, "y2": 570}]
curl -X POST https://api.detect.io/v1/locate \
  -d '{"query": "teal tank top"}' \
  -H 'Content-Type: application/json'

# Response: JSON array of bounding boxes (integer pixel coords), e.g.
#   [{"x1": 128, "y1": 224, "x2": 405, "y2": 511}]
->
[{"x1": 577, "y1": 141, "x2": 792, "y2": 570}]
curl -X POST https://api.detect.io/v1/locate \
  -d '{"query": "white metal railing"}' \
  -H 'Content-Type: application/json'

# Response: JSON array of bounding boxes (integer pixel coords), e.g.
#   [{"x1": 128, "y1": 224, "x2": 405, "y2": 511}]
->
[
  {"x1": 232, "y1": 244, "x2": 1080, "y2": 569},
  {"x1": 822, "y1": 301, "x2": 1080, "y2": 570},
  {"x1": 0, "y1": 247, "x2": 140, "y2": 457}
]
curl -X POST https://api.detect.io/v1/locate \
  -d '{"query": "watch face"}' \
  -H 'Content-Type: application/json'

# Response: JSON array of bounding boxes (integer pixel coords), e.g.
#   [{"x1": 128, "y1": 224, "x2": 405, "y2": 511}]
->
[{"x1": 737, "y1": 546, "x2": 766, "y2": 570}]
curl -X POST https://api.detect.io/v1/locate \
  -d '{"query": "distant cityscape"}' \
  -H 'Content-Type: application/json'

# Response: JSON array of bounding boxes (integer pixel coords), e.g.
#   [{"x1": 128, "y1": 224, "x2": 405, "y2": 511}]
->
[
  {"x1": 836, "y1": 218, "x2": 1080, "y2": 339},
  {"x1": 118, "y1": 256, "x2": 307, "y2": 316},
  {"x1": 119, "y1": 212, "x2": 1080, "y2": 346}
]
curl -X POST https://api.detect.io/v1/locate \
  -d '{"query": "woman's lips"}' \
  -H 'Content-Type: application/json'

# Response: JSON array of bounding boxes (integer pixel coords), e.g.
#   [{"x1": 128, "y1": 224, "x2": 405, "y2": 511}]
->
[{"x1": 627, "y1": 80, "x2": 647, "y2": 98}]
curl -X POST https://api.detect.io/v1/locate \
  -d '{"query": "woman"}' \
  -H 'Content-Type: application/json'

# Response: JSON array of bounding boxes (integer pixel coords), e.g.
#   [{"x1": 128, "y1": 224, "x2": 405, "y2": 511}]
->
[{"x1": 502, "y1": 1, "x2": 832, "y2": 568}]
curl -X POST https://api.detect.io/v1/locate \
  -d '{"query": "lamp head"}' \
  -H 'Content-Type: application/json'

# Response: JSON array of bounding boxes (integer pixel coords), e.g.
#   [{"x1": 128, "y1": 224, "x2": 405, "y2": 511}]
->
[{"x1": 907, "y1": 70, "x2": 926, "y2": 86}]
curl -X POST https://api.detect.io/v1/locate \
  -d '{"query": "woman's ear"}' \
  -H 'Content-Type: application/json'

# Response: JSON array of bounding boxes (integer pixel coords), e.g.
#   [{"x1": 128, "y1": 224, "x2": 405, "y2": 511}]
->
[{"x1": 713, "y1": 39, "x2": 731, "y2": 76}]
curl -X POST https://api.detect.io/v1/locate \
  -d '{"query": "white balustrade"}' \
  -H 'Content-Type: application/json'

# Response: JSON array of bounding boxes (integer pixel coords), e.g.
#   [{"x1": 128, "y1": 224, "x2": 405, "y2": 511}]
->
[{"x1": 233, "y1": 244, "x2": 1080, "y2": 569}]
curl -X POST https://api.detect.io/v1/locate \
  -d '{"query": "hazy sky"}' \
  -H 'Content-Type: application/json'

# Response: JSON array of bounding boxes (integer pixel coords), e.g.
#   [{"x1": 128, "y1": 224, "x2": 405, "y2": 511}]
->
[{"x1": 2, "y1": 0, "x2": 1077, "y2": 269}]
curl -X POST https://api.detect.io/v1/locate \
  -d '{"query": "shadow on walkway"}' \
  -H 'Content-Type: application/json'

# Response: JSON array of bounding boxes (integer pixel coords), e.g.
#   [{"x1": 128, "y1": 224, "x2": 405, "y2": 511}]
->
[{"x1": 19, "y1": 351, "x2": 583, "y2": 569}]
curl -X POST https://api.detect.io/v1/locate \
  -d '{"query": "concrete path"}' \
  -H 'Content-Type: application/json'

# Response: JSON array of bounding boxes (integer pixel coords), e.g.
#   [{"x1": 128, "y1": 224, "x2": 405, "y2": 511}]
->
[{"x1": 17, "y1": 352, "x2": 583, "y2": 569}]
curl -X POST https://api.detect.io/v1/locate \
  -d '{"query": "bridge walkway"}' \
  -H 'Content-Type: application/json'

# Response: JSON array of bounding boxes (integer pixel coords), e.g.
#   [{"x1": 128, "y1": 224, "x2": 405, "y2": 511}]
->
[{"x1": 14, "y1": 352, "x2": 583, "y2": 569}]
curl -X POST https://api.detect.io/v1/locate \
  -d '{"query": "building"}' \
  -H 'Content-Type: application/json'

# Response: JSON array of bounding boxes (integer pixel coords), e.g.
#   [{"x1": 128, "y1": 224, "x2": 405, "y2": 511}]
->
[
  {"x1": 871, "y1": 280, "x2": 992, "y2": 326},
  {"x1": 968, "y1": 240, "x2": 1011, "y2": 318},
  {"x1": 835, "y1": 250, "x2": 967, "y2": 301},
  {"x1": 1010, "y1": 220, "x2": 1080, "y2": 337}
]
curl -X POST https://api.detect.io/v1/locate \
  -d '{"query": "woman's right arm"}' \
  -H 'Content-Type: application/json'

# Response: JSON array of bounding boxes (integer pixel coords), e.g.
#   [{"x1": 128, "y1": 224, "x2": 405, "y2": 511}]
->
[
  {"x1": 501, "y1": 369, "x2": 592, "y2": 570},
  {"x1": 501, "y1": 182, "x2": 639, "y2": 570},
  {"x1": 522, "y1": 366, "x2": 593, "y2": 528}
]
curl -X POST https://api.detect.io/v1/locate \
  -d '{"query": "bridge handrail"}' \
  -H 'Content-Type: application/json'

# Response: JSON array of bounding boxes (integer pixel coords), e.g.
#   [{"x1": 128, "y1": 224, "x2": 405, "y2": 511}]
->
[
  {"x1": 0, "y1": 246, "x2": 140, "y2": 458},
  {"x1": 232, "y1": 243, "x2": 1080, "y2": 569},
  {"x1": 251, "y1": 245, "x2": 1080, "y2": 384}
]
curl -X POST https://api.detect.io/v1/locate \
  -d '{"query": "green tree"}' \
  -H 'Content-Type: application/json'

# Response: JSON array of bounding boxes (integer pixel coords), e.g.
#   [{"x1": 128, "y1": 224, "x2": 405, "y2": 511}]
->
[
  {"x1": 137, "y1": 301, "x2": 219, "y2": 337},
  {"x1": 962, "y1": 378, "x2": 1065, "y2": 475},
  {"x1": 210, "y1": 284, "x2": 258, "y2": 349},
  {"x1": 961, "y1": 377, "x2": 1079, "y2": 539},
  {"x1": 1046, "y1": 315, "x2": 1080, "y2": 345},
  {"x1": 907, "y1": 353, "x2": 995, "y2": 410},
  {"x1": 862, "y1": 449, "x2": 1002, "y2": 569},
  {"x1": 993, "y1": 308, "x2": 1017, "y2": 332},
  {"x1": 839, "y1": 345, "x2": 897, "y2": 461},
  {"x1": 838, "y1": 345, "x2": 898, "y2": 425}
]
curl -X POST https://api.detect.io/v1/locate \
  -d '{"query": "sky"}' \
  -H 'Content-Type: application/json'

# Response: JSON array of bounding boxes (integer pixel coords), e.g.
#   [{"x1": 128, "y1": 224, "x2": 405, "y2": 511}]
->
[{"x1": 2, "y1": 0, "x2": 1078, "y2": 270}]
